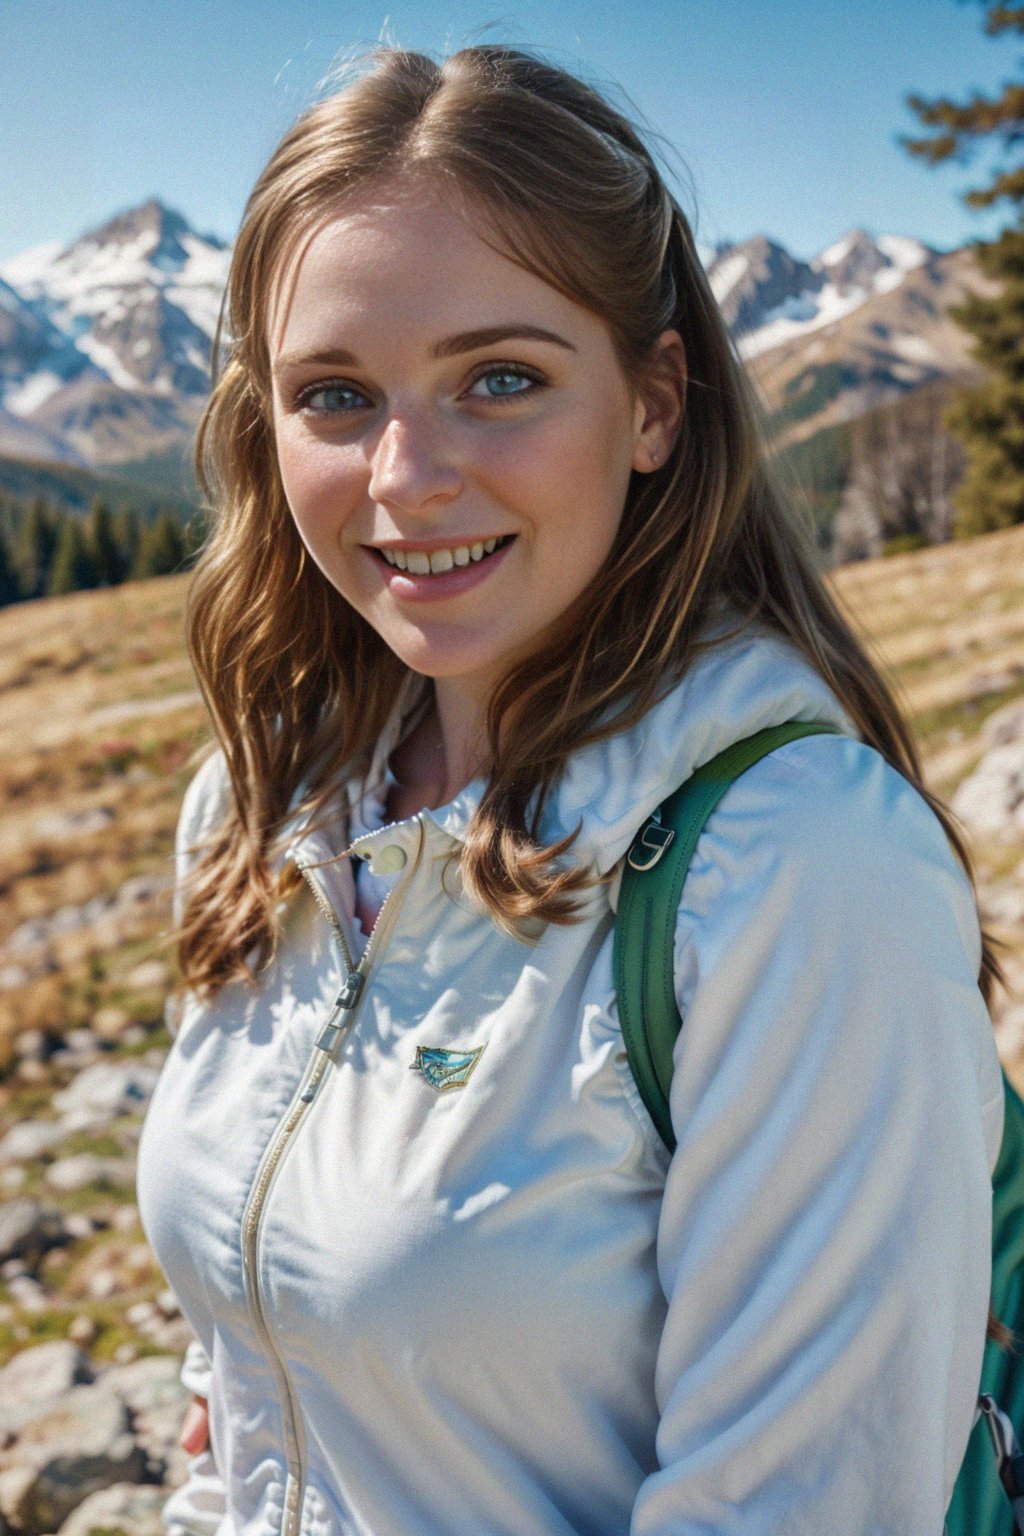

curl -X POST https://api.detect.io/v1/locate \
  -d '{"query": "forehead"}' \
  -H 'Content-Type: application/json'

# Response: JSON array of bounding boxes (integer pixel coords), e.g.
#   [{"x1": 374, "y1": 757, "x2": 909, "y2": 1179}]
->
[{"x1": 267, "y1": 183, "x2": 596, "y2": 359}]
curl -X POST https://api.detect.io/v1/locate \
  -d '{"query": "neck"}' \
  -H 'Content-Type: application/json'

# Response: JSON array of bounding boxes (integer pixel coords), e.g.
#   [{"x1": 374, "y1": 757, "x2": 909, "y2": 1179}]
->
[
  {"x1": 387, "y1": 675, "x2": 491, "y2": 817},
  {"x1": 432, "y1": 676, "x2": 491, "y2": 799}
]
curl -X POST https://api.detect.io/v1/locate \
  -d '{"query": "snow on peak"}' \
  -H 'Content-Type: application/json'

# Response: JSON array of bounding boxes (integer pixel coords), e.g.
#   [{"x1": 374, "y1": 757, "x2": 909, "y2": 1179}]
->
[
  {"x1": 737, "y1": 229, "x2": 937, "y2": 360},
  {"x1": 817, "y1": 228, "x2": 875, "y2": 268},
  {"x1": 876, "y1": 234, "x2": 930, "y2": 271},
  {"x1": 0, "y1": 240, "x2": 64, "y2": 291},
  {"x1": 0, "y1": 200, "x2": 231, "y2": 368},
  {"x1": 709, "y1": 249, "x2": 753, "y2": 305}
]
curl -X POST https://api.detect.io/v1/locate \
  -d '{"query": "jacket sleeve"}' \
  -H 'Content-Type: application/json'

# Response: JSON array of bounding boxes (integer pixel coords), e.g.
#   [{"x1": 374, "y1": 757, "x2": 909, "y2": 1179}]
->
[
  {"x1": 159, "y1": 761, "x2": 231, "y2": 1533},
  {"x1": 164, "y1": 748, "x2": 231, "y2": 1037},
  {"x1": 159, "y1": 1340, "x2": 226, "y2": 1536},
  {"x1": 630, "y1": 734, "x2": 1004, "y2": 1536}
]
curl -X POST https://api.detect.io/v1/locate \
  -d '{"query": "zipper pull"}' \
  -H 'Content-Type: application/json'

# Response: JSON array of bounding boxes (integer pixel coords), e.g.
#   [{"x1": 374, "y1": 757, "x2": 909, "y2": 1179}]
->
[
  {"x1": 300, "y1": 972, "x2": 366, "y2": 1103},
  {"x1": 313, "y1": 970, "x2": 365, "y2": 1053}
]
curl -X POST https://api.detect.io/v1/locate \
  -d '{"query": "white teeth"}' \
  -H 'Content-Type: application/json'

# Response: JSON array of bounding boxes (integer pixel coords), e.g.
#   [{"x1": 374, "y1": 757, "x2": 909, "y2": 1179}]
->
[{"x1": 377, "y1": 537, "x2": 509, "y2": 573}]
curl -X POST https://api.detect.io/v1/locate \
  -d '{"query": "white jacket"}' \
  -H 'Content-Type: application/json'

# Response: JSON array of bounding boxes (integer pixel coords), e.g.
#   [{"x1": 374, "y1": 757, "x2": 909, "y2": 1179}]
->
[{"x1": 136, "y1": 618, "x2": 1004, "y2": 1536}]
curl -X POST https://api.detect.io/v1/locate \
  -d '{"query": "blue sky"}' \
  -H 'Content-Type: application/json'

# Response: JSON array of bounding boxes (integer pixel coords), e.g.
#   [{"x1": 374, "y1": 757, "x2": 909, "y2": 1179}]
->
[{"x1": 0, "y1": 0, "x2": 1019, "y2": 265}]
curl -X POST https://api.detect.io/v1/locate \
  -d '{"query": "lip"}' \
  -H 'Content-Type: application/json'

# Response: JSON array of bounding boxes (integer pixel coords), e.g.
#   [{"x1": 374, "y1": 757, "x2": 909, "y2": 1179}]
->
[{"x1": 365, "y1": 536, "x2": 516, "y2": 601}]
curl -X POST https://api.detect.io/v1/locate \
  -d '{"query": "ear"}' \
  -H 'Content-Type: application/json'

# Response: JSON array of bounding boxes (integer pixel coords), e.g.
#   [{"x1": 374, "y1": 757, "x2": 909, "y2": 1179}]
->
[{"x1": 631, "y1": 329, "x2": 687, "y2": 473}]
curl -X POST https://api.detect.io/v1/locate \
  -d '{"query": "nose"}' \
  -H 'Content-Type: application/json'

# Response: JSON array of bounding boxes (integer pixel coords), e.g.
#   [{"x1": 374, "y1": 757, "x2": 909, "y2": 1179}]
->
[{"x1": 367, "y1": 409, "x2": 462, "y2": 512}]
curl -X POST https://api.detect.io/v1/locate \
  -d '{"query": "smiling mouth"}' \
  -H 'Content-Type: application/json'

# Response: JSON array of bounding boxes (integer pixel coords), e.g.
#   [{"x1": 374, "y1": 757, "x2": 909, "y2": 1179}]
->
[{"x1": 371, "y1": 535, "x2": 516, "y2": 574}]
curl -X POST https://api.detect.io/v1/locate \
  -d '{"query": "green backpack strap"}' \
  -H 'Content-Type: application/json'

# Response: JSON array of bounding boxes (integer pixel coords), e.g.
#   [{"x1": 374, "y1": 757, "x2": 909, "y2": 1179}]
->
[
  {"x1": 615, "y1": 723, "x2": 1024, "y2": 1531},
  {"x1": 612, "y1": 719, "x2": 842, "y2": 1152}
]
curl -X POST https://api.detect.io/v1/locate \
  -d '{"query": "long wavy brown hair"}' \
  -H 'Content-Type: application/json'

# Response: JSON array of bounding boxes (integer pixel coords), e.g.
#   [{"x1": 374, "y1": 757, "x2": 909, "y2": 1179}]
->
[{"x1": 178, "y1": 42, "x2": 1009, "y2": 1040}]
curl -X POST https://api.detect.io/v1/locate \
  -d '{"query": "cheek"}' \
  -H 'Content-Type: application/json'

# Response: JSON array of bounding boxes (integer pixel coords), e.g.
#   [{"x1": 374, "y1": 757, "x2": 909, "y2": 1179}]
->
[
  {"x1": 274, "y1": 423, "x2": 365, "y2": 541},
  {"x1": 490, "y1": 401, "x2": 630, "y2": 516}
]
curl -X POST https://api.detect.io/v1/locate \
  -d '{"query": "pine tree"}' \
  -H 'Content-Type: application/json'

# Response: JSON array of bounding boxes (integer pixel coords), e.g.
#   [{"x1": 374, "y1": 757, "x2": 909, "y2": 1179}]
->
[
  {"x1": 86, "y1": 497, "x2": 126, "y2": 585},
  {"x1": 131, "y1": 511, "x2": 187, "y2": 579},
  {"x1": 47, "y1": 515, "x2": 99, "y2": 596},
  {"x1": 0, "y1": 529, "x2": 20, "y2": 607},
  {"x1": 13, "y1": 497, "x2": 58, "y2": 598},
  {"x1": 112, "y1": 505, "x2": 142, "y2": 577},
  {"x1": 903, "y1": 3, "x2": 1024, "y2": 534}
]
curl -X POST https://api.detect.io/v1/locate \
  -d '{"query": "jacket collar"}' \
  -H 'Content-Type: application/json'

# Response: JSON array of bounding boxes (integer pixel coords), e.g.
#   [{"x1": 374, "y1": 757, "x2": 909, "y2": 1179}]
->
[{"x1": 285, "y1": 609, "x2": 857, "y2": 879}]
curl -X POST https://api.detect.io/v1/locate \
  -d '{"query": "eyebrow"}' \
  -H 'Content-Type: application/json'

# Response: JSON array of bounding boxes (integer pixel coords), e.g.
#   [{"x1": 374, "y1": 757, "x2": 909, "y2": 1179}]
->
[{"x1": 273, "y1": 324, "x2": 576, "y2": 372}]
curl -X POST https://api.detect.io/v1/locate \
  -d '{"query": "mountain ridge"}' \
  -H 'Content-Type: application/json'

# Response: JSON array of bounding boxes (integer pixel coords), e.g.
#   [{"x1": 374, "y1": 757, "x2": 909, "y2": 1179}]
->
[{"x1": 0, "y1": 198, "x2": 995, "y2": 470}]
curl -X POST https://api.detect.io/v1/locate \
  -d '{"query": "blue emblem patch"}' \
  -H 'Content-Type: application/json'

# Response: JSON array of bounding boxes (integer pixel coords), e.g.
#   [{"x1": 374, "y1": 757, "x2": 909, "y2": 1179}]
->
[{"x1": 411, "y1": 1044, "x2": 485, "y2": 1092}]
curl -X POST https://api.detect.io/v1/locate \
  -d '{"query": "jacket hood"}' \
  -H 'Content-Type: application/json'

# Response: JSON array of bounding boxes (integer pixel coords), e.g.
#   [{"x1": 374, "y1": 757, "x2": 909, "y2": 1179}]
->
[{"x1": 286, "y1": 609, "x2": 859, "y2": 880}]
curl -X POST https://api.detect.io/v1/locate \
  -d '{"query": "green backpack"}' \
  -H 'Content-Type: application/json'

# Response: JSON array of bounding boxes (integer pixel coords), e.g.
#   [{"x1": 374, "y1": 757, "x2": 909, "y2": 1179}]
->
[{"x1": 612, "y1": 719, "x2": 1024, "y2": 1535}]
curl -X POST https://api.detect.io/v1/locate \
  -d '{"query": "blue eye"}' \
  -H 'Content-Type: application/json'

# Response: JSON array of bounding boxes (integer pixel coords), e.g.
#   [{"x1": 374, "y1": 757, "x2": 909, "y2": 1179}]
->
[
  {"x1": 297, "y1": 382, "x2": 368, "y2": 414},
  {"x1": 468, "y1": 367, "x2": 540, "y2": 400}
]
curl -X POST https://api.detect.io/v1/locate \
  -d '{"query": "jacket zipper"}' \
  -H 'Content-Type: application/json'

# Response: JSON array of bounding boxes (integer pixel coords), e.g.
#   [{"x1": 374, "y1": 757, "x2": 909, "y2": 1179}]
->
[{"x1": 239, "y1": 819, "x2": 425, "y2": 1536}]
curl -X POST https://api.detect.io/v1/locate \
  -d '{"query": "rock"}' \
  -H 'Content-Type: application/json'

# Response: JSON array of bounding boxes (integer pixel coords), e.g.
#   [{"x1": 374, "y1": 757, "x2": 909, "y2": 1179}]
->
[
  {"x1": 5, "y1": 920, "x2": 53, "y2": 956},
  {"x1": 113, "y1": 1206, "x2": 141, "y2": 1233},
  {"x1": 951, "y1": 740, "x2": 1024, "y2": 837},
  {"x1": 67, "y1": 1240, "x2": 155, "y2": 1304},
  {"x1": 0, "y1": 1343, "x2": 92, "y2": 1418},
  {"x1": 32, "y1": 806, "x2": 116, "y2": 841},
  {"x1": 123, "y1": 960, "x2": 170, "y2": 992},
  {"x1": 52, "y1": 1062, "x2": 159, "y2": 1128},
  {"x1": 49, "y1": 1046, "x2": 102, "y2": 1072},
  {"x1": 155, "y1": 1290, "x2": 179, "y2": 1319},
  {"x1": 91, "y1": 1006, "x2": 133, "y2": 1043},
  {"x1": 982, "y1": 698, "x2": 1024, "y2": 747},
  {"x1": 100, "y1": 1355, "x2": 190, "y2": 1478},
  {"x1": 15, "y1": 1060, "x2": 50, "y2": 1086},
  {"x1": 139, "y1": 1316, "x2": 194, "y2": 1352},
  {"x1": 113, "y1": 1343, "x2": 138, "y2": 1364},
  {"x1": 965, "y1": 664, "x2": 1024, "y2": 702},
  {"x1": 117, "y1": 874, "x2": 172, "y2": 909},
  {"x1": 6, "y1": 1276, "x2": 48, "y2": 1312},
  {"x1": 126, "y1": 1302, "x2": 157, "y2": 1329},
  {"x1": 13, "y1": 1031, "x2": 48, "y2": 1062},
  {"x1": 87, "y1": 1271, "x2": 118, "y2": 1301},
  {"x1": 54, "y1": 1481, "x2": 168, "y2": 1536},
  {"x1": 0, "y1": 1168, "x2": 26, "y2": 1193},
  {"x1": 0, "y1": 1465, "x2": 36, "y2": 1530},
  {"x1": 0, "y1": 1383, "x2": 147, "y2": 1533},
  {"x1": 64, "y1": 1028, "x2": 100, "y2": 1053},
  {"x1": 62, "y1": 1214, "x2": 97, "y2": 1241},
  {"x1": 44, "y1": 1155, "x2": 134, "y2": 1195},
  {"x1": 67, "y1": 1315, "x2": 98, "y2": 1347},
  {"x1": 0, "y1": 1121, "x2": 65, "y2": 1165},
  {"x1": 0, "y1": 1200, "x2": 65, "y2": 1266}
]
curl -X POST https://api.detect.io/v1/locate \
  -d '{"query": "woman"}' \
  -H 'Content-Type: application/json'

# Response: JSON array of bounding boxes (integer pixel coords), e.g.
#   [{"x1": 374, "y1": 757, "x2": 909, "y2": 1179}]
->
[{"x1": 136, "y1": 44, "x2": 1006, "y2": 1535}]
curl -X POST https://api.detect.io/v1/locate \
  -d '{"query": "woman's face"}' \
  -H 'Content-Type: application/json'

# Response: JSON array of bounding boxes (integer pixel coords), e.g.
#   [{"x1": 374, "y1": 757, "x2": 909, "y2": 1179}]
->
[{"x1": 269, "y1": 182, "x2": 681, "y2": 702}]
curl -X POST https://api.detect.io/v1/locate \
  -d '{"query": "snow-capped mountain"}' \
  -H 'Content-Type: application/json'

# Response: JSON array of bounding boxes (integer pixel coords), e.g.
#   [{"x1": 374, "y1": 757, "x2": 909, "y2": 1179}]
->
[
  {"x1": 705, "y1": 226, "x2": 996, "y2": 446},
  {"x1": 707, "y1": 227, "x2": 933, "y2": 357},
  {"x1": 0, "y1": 200, "x2": 229, "y2": 466},
  {"x1": 0, "y1": 201, "x2": 996, "y2": 468}
]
